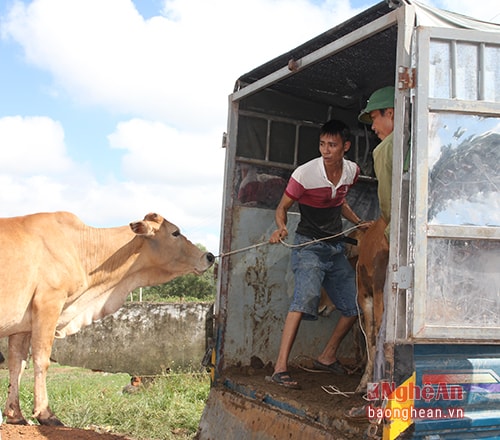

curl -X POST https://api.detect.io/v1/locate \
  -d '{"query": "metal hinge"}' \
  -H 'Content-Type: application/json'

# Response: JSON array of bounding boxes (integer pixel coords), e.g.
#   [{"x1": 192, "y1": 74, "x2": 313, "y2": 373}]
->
[
  {"x1": 221, "y1": 132, "x2": 228, "y2": 148},
  {"x1": 394, "y1": 265, "x2": 413, "y2": 289},
  {"x1": 398, "y1": 66, "x2": 416, "y2": 90}
]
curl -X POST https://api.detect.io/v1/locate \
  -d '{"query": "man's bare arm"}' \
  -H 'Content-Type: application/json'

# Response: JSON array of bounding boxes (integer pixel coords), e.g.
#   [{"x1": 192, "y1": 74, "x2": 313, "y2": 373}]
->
[{"x1": 269, "y1": 194, "x2": 294, "y2": 243}]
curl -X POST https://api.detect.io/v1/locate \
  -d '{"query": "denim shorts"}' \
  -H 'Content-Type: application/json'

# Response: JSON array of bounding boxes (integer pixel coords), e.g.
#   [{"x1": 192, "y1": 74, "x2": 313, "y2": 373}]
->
[{"x1": 289, "y1": 233, "x2": 358, "y2": 320}]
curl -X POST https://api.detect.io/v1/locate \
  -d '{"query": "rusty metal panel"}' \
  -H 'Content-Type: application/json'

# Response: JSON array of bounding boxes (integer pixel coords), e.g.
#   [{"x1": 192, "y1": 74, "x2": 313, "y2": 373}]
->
[
  {"x1": 220, "y1": 206, "x2": 350, "y2": 367},
  {"x1": 197, "y1": 387, "x2": 363, "y2": 440}
]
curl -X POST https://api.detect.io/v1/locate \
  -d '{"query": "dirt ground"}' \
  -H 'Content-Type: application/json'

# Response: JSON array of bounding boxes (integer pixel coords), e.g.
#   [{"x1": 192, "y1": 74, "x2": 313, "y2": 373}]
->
[{"x1": 0, "y1": 424, "x2": 132, "y2": 440}]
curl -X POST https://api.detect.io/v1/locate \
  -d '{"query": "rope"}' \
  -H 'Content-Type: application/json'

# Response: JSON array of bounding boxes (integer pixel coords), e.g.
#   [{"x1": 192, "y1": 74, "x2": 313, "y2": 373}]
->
[
  {"x1": 215, "y1": 224, "x2": 363, "y2": 259},
  {"x1": 215, "y1": 241, "x2": 269, "y2": 258},
  {"x1": 321, "y1": 385, "x2": 356, "y2": 398}
]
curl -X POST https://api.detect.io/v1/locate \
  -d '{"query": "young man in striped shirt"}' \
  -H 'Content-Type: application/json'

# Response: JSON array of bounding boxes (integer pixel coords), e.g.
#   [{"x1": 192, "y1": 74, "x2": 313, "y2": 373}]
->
[{"x1": 268, "y1": 119, "x2": 368, "y2": 389}]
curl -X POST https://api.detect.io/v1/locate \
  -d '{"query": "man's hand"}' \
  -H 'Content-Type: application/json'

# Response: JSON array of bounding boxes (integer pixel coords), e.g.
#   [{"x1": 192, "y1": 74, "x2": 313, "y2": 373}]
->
[
  {"x1": 270, "y1": 227, "x2": 288, "y2": 244},
  {"x1": 357, "y1": 220, "x2": 374, "y2": 230}
]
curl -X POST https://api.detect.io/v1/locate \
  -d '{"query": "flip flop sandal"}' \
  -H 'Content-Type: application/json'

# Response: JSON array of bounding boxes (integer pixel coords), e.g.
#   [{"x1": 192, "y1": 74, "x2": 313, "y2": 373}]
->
[
  {"x1": 266, "y1": 371, "x2": 301, "y2": 389},
  {"x1": 312, "y1": 359, "x2": 346, "y2": 374}
]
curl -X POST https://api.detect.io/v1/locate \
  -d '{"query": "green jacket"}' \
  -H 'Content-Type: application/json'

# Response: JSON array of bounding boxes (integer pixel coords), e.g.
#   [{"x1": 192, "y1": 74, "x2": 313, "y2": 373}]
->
[{"x1": 373, "y1": 132, "x2": 393, "y2": 241}]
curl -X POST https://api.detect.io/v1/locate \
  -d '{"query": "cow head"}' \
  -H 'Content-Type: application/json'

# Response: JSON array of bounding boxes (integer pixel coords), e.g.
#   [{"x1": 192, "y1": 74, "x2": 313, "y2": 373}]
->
[{"x1": 129, "y1": 213, "x2": 215, "y2": 278}]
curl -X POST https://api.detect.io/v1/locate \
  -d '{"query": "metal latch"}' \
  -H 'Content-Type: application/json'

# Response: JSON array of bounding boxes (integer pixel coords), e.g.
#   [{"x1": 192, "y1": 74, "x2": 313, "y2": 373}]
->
[
  {"x1": 201, "y1": 342, "x2": 215, "y2": 370},
  {"x1": 398, "y1": 66, "x2": 416, "y2": 90}
]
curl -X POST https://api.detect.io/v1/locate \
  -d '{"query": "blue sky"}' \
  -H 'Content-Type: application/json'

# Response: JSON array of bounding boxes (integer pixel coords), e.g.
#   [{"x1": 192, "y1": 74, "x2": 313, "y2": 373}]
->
[{"x1": 0, "y1": 0, "x2": 499, "y2": 253}]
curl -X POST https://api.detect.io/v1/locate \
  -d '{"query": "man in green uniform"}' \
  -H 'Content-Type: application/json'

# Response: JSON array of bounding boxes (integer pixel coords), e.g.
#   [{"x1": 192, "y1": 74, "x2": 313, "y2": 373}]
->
[{"x1": 358, "y1": 86, "x2": 395, "y2": 242}]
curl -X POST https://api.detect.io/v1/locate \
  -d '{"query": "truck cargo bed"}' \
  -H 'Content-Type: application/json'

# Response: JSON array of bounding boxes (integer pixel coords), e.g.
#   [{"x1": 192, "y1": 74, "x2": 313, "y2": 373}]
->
[{"x1": 199, "y1": 360, "x2": 373, "y2": 439}]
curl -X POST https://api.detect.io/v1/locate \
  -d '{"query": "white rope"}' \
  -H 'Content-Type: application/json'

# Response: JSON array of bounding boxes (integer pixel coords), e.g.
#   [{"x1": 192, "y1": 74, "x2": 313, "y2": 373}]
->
[
  {"x1": 216, "y1": 241, "x2": 269, "y2": 258},
  {"x1": 277, "y1": 224, "x2": 361, "y2": 248},
  {"x1": 321, "y1": 385, "x2": 356, "y2": 398},
  {"x1": 216, "y1": 224, "x2": 363, "y2": 259}
]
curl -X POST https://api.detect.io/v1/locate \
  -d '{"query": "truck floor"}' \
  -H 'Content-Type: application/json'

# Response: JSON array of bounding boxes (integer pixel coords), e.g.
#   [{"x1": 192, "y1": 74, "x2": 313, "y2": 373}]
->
[{"x1": 217, "y1": 359, "x2": 373, "y2": 439}]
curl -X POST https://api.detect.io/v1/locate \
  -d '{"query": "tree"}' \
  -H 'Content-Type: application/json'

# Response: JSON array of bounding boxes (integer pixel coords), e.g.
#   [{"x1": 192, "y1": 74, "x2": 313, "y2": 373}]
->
[{"x1": 129, "y1": 244, "x2": 217, "y2": 302}]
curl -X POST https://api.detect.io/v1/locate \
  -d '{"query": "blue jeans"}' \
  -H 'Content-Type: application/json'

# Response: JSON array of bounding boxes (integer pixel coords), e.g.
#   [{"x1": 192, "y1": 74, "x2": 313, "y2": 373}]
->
[{"x1": 289, "y1": 233, "x2": 358, "y2": 320}]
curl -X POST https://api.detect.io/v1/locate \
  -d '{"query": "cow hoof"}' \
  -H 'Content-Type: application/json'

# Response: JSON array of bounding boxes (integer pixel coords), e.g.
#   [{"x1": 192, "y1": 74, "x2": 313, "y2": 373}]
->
[{"x1": 37, "y1": 416, "x2": 64, "y2": 426}]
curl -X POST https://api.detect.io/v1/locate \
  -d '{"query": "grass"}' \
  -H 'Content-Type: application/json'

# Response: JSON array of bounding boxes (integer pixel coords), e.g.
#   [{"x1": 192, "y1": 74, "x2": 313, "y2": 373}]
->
[{"x1": 0, "y1": 363, "x2": 211, "y2": 439}]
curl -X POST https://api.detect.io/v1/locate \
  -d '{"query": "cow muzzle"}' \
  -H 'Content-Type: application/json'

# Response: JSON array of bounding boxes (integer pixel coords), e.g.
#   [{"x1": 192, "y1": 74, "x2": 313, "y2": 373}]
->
[{"x1": 194, "y1": 252, "x2": 215, "y2": 274}]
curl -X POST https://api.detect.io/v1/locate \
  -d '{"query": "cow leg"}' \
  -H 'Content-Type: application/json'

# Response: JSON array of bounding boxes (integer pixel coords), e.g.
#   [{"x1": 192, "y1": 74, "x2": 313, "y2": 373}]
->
[
  {"x1": 351, "y1": 320, "x2": 365, "y2": 368},
  {"x1": 372, "y1": 288, "x2": 385, "y2": 357},
  {"x1": 318, "y1": 287, "x2": 336, "y2": 316},
  {"x1": 372, "y1": 241, "x2": 389, "y2": 340},
  {"x1": 355, "y1": 261, "x2": 375, "y2": 394},
  {"x1": 370, "y1": 243, "x2": 389, "y2": 384},
  {"x1": 356, "y1": 294, "x2": 375, "y2": 393},
  {"x1": 30, "y1": 343, "x2": 64, "y2": 426},
  {"x1": 355, "y1": 219, "x2": 389, "y2": 394},
  {"x1": 30, "y1": 299, "x2": 65, "y2": 426},
  {"x1": 362, "y1": 280, "x2": 385, "y2": 392},
  {"x1": 5, "y1": 333, "x2": 31, "y2": 424}
]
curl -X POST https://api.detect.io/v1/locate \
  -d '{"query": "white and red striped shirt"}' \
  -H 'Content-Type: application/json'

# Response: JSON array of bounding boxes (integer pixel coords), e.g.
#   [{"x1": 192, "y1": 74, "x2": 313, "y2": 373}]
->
[{"x1": 285, "y1": 157, "x2": 360, "y2": 239}]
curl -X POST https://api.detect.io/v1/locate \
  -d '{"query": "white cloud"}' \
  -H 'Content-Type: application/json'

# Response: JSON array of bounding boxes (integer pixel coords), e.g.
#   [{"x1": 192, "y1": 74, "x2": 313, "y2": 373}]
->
[
  {"x1": 1, "y1": 0, "x2": 360, "y2": 131},
  {"x1": 0, "y1": 116, "x2": 72, "y2": 174},
  {"x1": 106, "y1": 118, "x2": 225, "y2": 250},
  {"x1": 108, "y1": 118, "x2": 225, "y2": 184}
]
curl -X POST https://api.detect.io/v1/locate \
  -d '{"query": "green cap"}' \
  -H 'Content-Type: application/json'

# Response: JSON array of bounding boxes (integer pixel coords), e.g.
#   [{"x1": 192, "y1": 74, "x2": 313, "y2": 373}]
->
[{"x1": 358, "y1": 86, "x2": 395, "y2": 124}]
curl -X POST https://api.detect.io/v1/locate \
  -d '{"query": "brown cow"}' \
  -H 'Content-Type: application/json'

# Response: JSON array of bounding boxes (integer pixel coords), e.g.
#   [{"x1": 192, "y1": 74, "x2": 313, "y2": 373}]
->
[
  {"x1": 0, "y1": 211, "x2": 214, "y2": 426},
  {"x1": 355, "y1": 217, "x2": 389, "y2": 393}
]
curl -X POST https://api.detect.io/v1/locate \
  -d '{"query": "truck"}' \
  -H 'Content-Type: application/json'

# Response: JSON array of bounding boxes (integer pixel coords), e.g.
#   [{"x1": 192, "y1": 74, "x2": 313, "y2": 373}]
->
[{"x1": 198, "y1": 1, "x2": 500, "y2": 438}]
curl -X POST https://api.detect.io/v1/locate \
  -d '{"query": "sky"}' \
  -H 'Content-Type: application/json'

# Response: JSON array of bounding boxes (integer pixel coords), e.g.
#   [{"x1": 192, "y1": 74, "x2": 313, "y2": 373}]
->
[{"x1": 0, "y1": 0, "x2": 499, "y2": 254}]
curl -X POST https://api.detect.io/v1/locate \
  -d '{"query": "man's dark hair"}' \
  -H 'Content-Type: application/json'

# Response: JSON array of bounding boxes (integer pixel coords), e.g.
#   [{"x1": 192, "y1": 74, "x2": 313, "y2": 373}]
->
[{"x1": 320, "y1": 119, "x2": 351, "y2": 144}]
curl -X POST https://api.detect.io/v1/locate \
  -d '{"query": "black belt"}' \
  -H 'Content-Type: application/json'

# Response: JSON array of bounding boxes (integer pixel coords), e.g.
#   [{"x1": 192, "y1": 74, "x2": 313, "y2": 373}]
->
[
  {"x1": 307, "y1": 235, "x2": 357, "y2": 246},
  {"x1": 344, "y1": 236, "x2": 358, "y2": 246}
]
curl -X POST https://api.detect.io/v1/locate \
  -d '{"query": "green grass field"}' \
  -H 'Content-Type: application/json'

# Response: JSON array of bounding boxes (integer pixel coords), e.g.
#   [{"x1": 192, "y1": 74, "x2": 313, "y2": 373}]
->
[{"x1": 0, "y1": 363, "x2": 211, "y2": 439}]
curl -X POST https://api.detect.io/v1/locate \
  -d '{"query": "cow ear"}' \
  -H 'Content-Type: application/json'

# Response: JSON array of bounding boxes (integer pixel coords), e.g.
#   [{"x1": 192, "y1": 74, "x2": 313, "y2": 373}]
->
[
  {"x1": 129, "y1": 221, "x2": 155, "y2": 237},
  {"x1": 143, "y1": 213, "x2": 163, "y2": 224}
]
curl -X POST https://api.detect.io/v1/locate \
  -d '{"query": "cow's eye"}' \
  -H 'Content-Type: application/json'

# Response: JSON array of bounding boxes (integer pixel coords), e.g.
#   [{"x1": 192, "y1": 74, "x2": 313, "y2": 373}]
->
[{"x1": 172, "y1": 230, "x2": 181, "y2": 237}]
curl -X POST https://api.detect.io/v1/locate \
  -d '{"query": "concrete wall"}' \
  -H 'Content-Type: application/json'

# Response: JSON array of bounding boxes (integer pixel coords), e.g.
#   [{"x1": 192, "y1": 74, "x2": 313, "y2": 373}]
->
[{"x1": 0, "y1": 302, "x2": 213, "y2": 375}]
